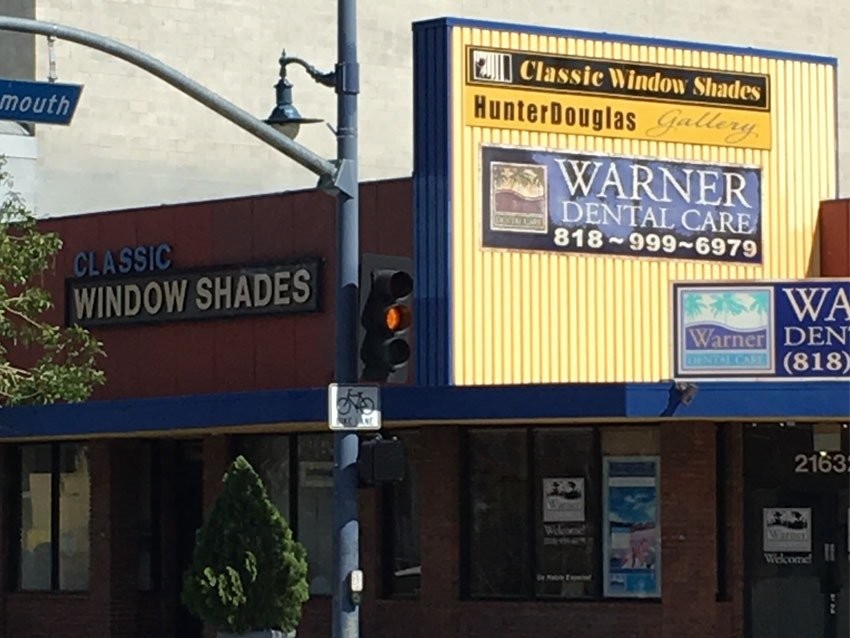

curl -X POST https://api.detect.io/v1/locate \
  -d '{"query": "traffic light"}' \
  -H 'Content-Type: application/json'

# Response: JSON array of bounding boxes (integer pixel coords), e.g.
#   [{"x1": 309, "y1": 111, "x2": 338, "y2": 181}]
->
[
  {"x1": 358, "y1": 435, "x2": 405, "y2": 486},
  {"x1": 358, "y1": 254, "x2": 414, "y2": 383}
]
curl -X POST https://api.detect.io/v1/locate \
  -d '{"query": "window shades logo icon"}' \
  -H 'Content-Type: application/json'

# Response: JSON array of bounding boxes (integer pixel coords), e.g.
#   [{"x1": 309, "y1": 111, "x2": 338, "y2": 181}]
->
[{"x1": 471, "y1": 50, "x2": 513, "y2": 83}]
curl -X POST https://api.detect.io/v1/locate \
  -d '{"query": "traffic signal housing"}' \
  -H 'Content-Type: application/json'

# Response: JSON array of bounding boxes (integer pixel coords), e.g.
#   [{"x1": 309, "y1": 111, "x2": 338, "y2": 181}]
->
[
  {"x1": 358, "y1": 254, "x2": 414, "y2": 383},
  {"x1": 358, "y1": 435, "x2": 405, "y2": 486}
]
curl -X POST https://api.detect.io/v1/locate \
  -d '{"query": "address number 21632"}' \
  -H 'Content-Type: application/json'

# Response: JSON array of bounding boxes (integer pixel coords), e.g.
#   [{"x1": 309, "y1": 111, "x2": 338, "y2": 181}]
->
[{"x1": 795, "y1": 453, "x2": 850, "y2": 474}]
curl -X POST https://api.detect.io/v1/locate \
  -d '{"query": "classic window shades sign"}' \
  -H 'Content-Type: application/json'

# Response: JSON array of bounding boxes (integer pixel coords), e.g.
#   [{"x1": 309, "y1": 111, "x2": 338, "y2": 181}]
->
[
  {"x1": 466, "y1": 47, "x2": 771, "y2": 149},
  {"x1": 483, "y1": 146, "x2": 762, "y2": 263},
  {"x1": 66, "y1": 246, "x2": 320, "y2": 327}
]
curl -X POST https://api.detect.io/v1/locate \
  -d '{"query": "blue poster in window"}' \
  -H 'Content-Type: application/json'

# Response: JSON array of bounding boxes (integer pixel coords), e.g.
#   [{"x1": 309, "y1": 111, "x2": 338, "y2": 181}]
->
[{"x1": 604, "y1": 458, "x2": 661, "y2": 598}]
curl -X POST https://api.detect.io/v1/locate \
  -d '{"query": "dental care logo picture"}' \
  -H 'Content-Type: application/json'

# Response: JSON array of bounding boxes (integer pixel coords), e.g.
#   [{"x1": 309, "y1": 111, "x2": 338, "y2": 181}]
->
[
  {"x1": 676, "y1": 287, "x2": 774, "y2": 375},
  {"x1": 542, "y1": 478, "x2": 585, "y2": 523},
  {"x1": 763, "y1": 508, "x2": 811, "y2": 553},
  {"x1": 482, "y1": 145, "x2": 762, "y2": 263},
  {"x1": 490, "y1": 161, "x2": 548, "y2": 234}
]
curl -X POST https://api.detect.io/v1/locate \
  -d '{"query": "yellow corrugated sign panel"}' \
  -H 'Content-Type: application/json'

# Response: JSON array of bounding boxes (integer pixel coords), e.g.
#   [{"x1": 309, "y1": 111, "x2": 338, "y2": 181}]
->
[{"x1": 448, "y1": 26, "x2": 836, "y2": 385}]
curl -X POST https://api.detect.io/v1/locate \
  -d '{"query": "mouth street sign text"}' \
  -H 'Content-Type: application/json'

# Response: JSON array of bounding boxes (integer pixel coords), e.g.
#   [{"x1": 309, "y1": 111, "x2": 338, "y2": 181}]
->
[{"x1": 0, "y1": 78, "x2": 83, "y2": 125}]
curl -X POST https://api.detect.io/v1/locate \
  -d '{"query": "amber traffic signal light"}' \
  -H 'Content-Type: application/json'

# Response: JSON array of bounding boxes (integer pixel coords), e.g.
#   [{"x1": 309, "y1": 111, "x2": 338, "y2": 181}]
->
[{"x1": 359, "y1": 254, "x2": 414, "y2": 383}]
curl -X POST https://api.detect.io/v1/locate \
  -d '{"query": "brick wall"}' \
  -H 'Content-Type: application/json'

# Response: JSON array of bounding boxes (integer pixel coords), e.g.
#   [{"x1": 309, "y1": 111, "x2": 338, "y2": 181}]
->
[
  {"x1": 358, "y1": 423, "x2": 736, "y2": 638},
  {"x1": 819, "y1": 200, "x2": 850, "y2": 276},
  {"x1": 1, "y1": 422, "x2": 746, "y2": 637},
  {"x1": 660, "y1": 423, "x2": 717, "y2": 638}
]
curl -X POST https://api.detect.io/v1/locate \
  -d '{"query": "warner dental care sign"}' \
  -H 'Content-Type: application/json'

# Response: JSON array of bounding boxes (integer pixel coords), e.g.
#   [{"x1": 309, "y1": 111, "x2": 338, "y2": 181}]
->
[
  {"x1": 482, "y1": 145, "x2": 761, "y2": 263},
  {"x1": 673, "y1": 280, "x2": 850, "y2": 380}
]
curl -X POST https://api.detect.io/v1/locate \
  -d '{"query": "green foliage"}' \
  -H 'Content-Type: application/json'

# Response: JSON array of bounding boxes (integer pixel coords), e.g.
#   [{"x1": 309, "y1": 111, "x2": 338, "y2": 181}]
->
[
  {"x1": 182, "y1": 455, "x2": 309, "y2": 634},
  {"x1": 0, "y1": 161, "x2": 105, "y2": 405}
]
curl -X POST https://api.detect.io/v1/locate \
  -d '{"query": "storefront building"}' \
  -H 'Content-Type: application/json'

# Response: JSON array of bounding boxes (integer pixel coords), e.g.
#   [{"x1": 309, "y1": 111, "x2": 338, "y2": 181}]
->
[{"x1": 1, "y1": 17, "x2": 849, "y2": 638}]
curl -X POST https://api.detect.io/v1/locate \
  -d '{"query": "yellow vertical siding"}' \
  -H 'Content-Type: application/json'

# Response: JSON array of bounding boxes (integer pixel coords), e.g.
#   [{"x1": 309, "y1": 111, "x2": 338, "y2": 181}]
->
[{"x1": 450, "y1": 27, "x2": 836, "y2": 385}]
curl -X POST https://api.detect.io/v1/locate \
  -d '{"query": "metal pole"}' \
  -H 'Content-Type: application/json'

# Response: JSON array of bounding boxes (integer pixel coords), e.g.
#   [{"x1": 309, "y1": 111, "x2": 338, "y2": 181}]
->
[{"x1": 332, "y1": 0, "x2": 360, "y2": 633}]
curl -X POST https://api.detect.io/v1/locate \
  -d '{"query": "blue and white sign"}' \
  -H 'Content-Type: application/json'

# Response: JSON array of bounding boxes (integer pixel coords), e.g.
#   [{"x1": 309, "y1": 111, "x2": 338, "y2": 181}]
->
[
  {"x1": 0, "y1": 78, "x2": 83, "y2": 125},
  {"x1": 482, "y1": 145, "x2": 762, "y2": 264},
  {"x1": 673, "y1": 279, "x2": 850, "y2": 379}
]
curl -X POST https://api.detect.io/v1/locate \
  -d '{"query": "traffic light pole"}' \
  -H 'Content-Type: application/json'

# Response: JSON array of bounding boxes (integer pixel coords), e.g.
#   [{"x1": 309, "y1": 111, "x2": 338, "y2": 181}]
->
[
  {"x1": 0, "y1": 12, "x2": 362, "y2": 638},
  {"x1": 333, "y1": 0, "x2": 361, "y2": 636}
]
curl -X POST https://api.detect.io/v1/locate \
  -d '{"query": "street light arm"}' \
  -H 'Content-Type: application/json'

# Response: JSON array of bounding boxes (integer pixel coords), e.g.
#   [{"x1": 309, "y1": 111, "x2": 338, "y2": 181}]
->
[
  {"x1": 278, "y1": 51, "x2": 336, "y2": 88},
  {"x1": 0, "y1": 16, "x2": 340, "y2": 185}
]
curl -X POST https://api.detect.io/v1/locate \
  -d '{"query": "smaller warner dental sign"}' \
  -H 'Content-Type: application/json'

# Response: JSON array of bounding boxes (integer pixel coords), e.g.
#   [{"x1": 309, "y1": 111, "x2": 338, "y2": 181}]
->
[
  {"x1": 673, "y1": 280, "x2": 850, "y2": 380},
  {"x1": 67, "y1": 259, "x2": 320, "y2": 328},
  {"x1": 482, "y1": 145, "x2": 761, "y2": 264},
  {"x1": 465, "y1": 47, "x2": 771, "y2": 149}
]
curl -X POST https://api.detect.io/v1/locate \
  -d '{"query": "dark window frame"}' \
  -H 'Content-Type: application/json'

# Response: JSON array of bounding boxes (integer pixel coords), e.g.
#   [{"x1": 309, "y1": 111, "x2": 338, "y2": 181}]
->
[
  {"x1": 235, "y1": 432, "x2": 334, "y2": 597},
  {"x1": 715, "y1": 423, "x2": 729, "y2": 601},
  {"x1": 138, "y1": 440, "x2": 162, "y2": 592},
  {"x1": 461, "y1": 426, "x2": 659, "y2": 602},
  {"x1": 381, "y1": 431, "x2": 422, "y2": 599},
  {"x1": 462, "y1": 428, "x2": 534, "y2": 600},
  {"x1": 13, "y1": 442, "x2": 90, "y2": 593}
]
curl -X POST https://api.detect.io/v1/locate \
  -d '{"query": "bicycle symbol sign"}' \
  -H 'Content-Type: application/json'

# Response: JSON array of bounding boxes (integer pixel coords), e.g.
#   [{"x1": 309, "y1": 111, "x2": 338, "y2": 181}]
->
[{"x1": 328, "y1": 383, "x2": 381, "y2": 431}]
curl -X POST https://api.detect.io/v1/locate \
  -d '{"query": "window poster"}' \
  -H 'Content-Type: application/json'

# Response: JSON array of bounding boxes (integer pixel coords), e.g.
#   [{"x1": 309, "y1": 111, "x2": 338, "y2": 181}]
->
[
  {"x1": 762, "y1": 508, "x2": 812, "y2": 565},
  {"x1": 603, "y1": 457, "x2": 661, "y2": 598},
  {"x1": 543, "y1": 477, "x2": 585, "y2": 523},
  {"x1": 538, "y1": 476, "x2": 593, "y2": 597}
]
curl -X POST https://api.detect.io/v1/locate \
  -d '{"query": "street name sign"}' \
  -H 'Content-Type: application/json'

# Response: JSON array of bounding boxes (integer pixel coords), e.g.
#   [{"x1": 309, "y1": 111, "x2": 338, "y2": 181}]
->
[
  {"x1": 328, "y1": 383, "x2": 381, "y2": 431},
  {"x1": 0, "y1": 78, "x2": 83, "y2": 125}
]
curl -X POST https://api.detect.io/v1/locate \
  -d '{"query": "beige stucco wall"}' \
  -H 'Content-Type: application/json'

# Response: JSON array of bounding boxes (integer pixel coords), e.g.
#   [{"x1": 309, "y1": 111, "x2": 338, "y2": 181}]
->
[{"x1": 4, "y1": 0, "x2": 846, "y2": 215}]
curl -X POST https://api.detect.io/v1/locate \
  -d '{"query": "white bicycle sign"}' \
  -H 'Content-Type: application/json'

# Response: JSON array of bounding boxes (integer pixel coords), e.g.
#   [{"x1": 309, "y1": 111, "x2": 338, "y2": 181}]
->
[{"x1": 328, "y1": 384, "x2": 381, "y2": 431}]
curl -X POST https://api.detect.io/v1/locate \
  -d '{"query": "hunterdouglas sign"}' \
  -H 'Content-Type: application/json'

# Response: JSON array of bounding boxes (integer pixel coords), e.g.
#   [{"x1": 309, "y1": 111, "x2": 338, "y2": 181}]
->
[
  {"x1": 465, "y1": 46, "x2": 772, "y2": 149},
  {"x1": 66, "y1": 259, "x2": 321, "y2": 328}
]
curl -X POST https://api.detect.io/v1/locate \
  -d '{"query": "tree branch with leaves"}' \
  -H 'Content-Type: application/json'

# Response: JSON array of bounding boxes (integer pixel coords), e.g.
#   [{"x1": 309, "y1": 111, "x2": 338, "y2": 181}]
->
[{"x1": 0, "y1": 161, "x2": 105, "y2": 405}]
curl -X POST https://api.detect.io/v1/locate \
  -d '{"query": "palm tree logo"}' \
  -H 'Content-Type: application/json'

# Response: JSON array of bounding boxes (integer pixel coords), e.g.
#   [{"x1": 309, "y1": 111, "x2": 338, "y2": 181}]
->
[
  {"x1": 490, "y1": 159, "x2": 547, "y2": 234},
  {"x1": 682, "y1": 293, "x2": 707, "y2": 319},
  {"x1": 709, "y1": 292, "x2": 748, "y2": 323},
  {"x1": 748, "y1": 291, "x2": 770, "y2": 316},
  {"x1": 493, "y1": 164, "x2": 545, "y2": 197}
]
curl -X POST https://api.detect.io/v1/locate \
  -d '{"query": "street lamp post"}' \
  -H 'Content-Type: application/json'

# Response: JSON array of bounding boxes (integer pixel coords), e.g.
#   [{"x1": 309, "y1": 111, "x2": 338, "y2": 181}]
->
[
  {"x1": 0, "y1": 10, "x2": 361, "y2": 638},
  {"x1": 267, "y1": 6, "x2": 362, "y2": 638}
]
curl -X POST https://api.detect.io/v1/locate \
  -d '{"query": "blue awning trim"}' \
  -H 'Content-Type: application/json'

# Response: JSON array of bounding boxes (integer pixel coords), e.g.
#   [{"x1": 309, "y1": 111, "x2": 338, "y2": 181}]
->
[{"x1": 0, "y1": 381, "x2": 847, "y2": 439}]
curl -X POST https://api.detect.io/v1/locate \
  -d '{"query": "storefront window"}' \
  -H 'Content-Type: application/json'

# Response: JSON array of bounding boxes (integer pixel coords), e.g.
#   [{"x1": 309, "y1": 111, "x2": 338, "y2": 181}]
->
[
  {"x1": 237, "y1": 433, "x2": 332, "y2": 596},
  {"x1": 137, "y1": 441, "x2": 161, "y2": 591},
  {"x1": 58, "y1": 445, "x2": 90, "y2": 590},
  {"x1": 534, "y1": 428, "x2": 599, "y2": 598},
  {"x1": 19, "y1": 443, "x2": 90, "y2": 592},
  {"x1": 464, "y1": 426, "x2": 659, "y2": 601},
  {"x1": 384, "y1": 431, "x2": 421, "y2": 598},
  {"x1": 297, "y1": 434, "x2": 334, "y2": 596},
  {"x1": 467, "y1": 429, "x2": 530, "y2": 598},
  {"x1": 237, "y1": 435, "x2": 291, "y2": 522},
  {"x1": 20, "y1": 444, "x2": 52, "y2": 590}
]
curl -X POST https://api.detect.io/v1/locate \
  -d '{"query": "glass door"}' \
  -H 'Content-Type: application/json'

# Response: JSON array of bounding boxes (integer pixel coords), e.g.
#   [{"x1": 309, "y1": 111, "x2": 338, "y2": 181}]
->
[{"x1": 745, "y1": 423, "x2": 849, "y2": 638}]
